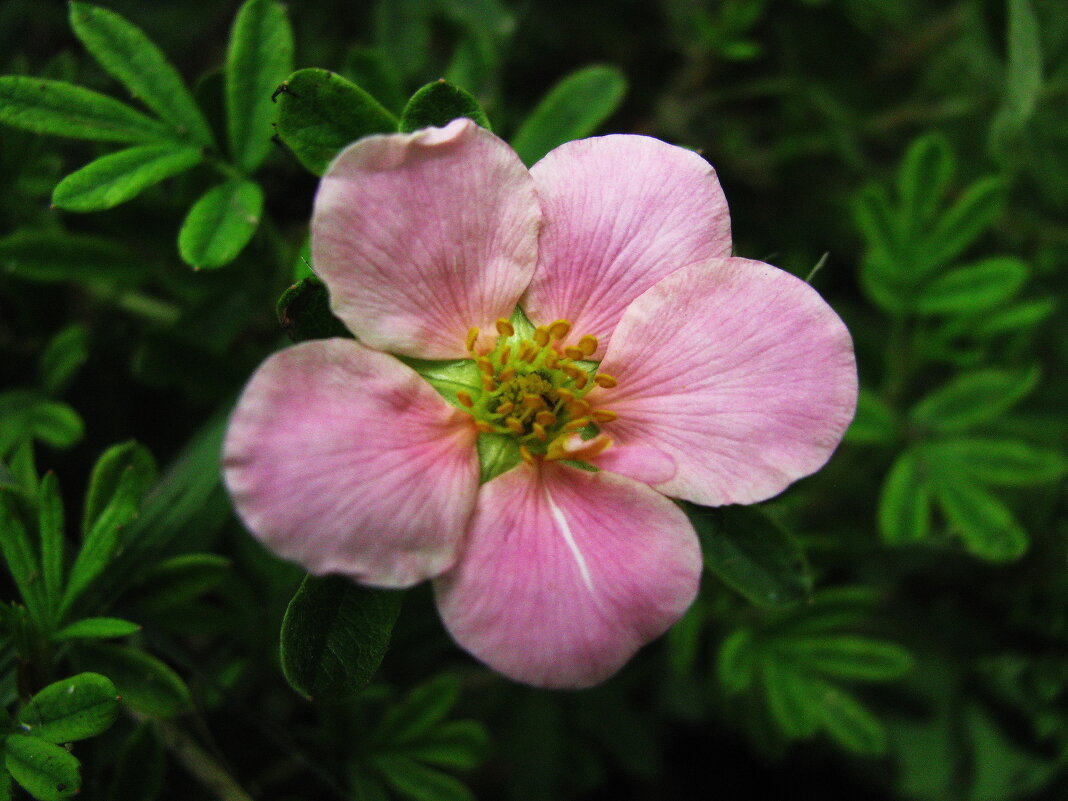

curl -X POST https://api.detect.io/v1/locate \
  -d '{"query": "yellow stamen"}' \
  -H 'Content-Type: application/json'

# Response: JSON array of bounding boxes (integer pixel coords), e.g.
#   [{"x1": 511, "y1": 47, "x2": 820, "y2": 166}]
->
[
  {"x1": 476, "y1": 357, "x2": 494, "y2": 376},
  {"x1": 556, "y1": 388, "x2": 576, "y2": 403},
  {"x1": 571, "y1": 372, "x2": 588, "y2": 390},
  {"x1": 535, "y1": 410, "x2": 556, "y2": 427},
  {"x1": 475, "y1": 421, "x2": 495, "y2": 433},
  {"x1": 533, "y1": 327, "x2": 550, "y2": 347},
  {"x1": 499, "y1": 367, "x2": 516, "y2": 383},
  {"x1": 495, "y1": 401, "x2": 515, "y2": 416},
  {"x1": 594, "y1": 373, "x2": 617, "y2": 388},
  {"x1": 591, "y1": 409, "x2": 618, "y2": 423},
  {"x1": 531, "y1": 423, "x2": 548, "y2": 441},
  {"x1": 495, "y1": 318, "x2": 514, "y2": 337},
  {"x1": 456, "y1": 391, "x2": 474, "y2": 408},
  {"x1": 548, "y1": 319, "x2": 571, "y2": 340},
  {"x1": 465, "y1": 327, "x2": 479, "y2": 352},
  {"x1": 546, "y1": 433, "x2": 613, "y2": 462},
  {"x1": 566, "y1": 398, "x2": 590, "y2": 417},
  {"x1": 577, "y1": 335, "x2": 598, "y2": 356},
  {"x1": 505, "y1": 417, "x2": 524, "y2": 434},
  {"x1": 544, "y1": 350, "x2": 559, "y2": 369},
  {"x1": 498, "y1": 345, "x2": 511, "y2": 364},
  {"x1": 519, "y1": 445, "x2": 535, "y2": 464},
  {"x1": 482, "y1": 377, "x2": 495, "y2": 392},
  {"x1": 563, "y1": 417, "x2": 590, "y2": 431},
  {"x1": 563, "y1": 346, "x2": 585, "y2": 360},
  {"x1": 522, "y1": 394, "x2": 546, "y2": 410}
]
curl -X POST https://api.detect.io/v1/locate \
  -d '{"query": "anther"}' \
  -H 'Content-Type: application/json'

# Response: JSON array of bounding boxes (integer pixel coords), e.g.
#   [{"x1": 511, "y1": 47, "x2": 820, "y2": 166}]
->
[
  {"x1": 522, "y1": 394, "x2": 546, "y2": 410},
  {"x1": 532, "y1": 423, "x2": 548, "y2": 441},
  {"x1": 556, "y1": 388, "x2": 576, "y2": 403},
  {"x1": 591, "y1": 409, "x2": 618, "y2": 423},
  {"x1": 475, "y1": 421, "x2": 495, "y2": 433},
  {"x1": 476, "y1": 357, "x2": 494, "y2": 376},
  {"x1": 456, "y1": 391, "x2": 474, "y2": 408},
  {"x1": 495, "y1": 401, "x2": 515, "y2": 416},
  {"x1": 571, "y1": 372, "x2": 588, "y2": 390},
  {"x1": 519, "y1": 445, "x2": 535, "y2": 464},
  {"x1": 465, "y1": 327, "x2": 479, "y2": 352},
  {"x1": 563, "y1": 417, "x2": 591, "y2": 431},
  {"x1": 565, "y1": 398, "x2": 590, "y2": 417},
  {"x1": 547, "y1": 433, "x2": 613, "y2": 462},
  {"x1": 594, "y1": 373, "x2": 617, "y2": 388},
  {"x1": 481, "y1": 377, "x2": 495, "y2": 392},
  {"x1": 535, "y1": 410, "x2": 556, "y2": 427},
  {"x1": 544, "y1": 350, "x2": 559, "y2": 368},
  {"x1": 533, "y1": 327, "x2": 550, "y2": 347},
  {"x1": 495, "y1": 318, "x2": 514, "y2": 337},
  {"x1": 499, "y1": 367, "x2": 516, "y2": 383},
  {"x1": 505, "y1": 417, "x2": 525, "y2": 434},
  {"x1": 563, "y1": 346, "x2": 585, "y2": 360},
  {"x1": 577, "y1": 335, "x2": 598, "y2": 356},
  {"x1": 548, "y1": 319, "x2": 571, "y2": 340}
]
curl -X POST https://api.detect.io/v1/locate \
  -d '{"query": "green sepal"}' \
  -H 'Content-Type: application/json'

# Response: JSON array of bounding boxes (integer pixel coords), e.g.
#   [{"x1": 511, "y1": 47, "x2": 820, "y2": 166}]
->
[
  {"x1": 276, "y1": 276, "x2": 352, "y2": 343},
  {"x1": 476, "y1": 433, "x2": 521, "y2": 484},
  {"x1": 280, "y1": 575, "x2": 403, "y2": 702},
  {"x1": 274, "y1": 68, "x2": 397, "y2": 175},
  {"x1": 399, "y1": 80, "x2": 491, "y2": 133},
  {"x1": 400, "y1": 358, "x2": 481, "y2": 410}
]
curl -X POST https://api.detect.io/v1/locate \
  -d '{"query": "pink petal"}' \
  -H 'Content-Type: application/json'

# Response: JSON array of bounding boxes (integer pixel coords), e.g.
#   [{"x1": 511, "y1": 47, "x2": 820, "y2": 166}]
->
[
  {"x1": 591, "y1": 257, "x2": 857, "y2": 506},
  {"x1": 312, "y1": 119, "x2": 539, "y2": 359},
  {"x1": 590, "y1": 442, "x2": 677, "y2": 486},
  {"x1": 522, "y1": 135, "x2": 731, "y2": 356},
  {"x1": 435, "y1": 460, "x2": 701, "y2": 688},
  {"x1": 223, "y1": 339, "x2": 480, "y2": 587}
]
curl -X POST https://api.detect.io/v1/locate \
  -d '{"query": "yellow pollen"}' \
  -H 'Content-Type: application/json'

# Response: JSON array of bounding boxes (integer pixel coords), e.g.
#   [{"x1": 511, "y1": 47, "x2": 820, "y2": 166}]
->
[
  {"x1": 594, "y1": 373, "x2": 617, "y2": 388},
  {"x1": 505, "y1": 417, "x2": 524, "y2": 434},
  {"x1": 533, "y1": 327, "x2": 550, "y2": 347},
  {"x1": 564, "y1": 417, "x2": 591, "y2": 431},
  {"x1": 519, "y1": 445, "x2": 535, "y2": 464},
  {"x1": 548, "y1": 319, "x2": 571, "y2": 340},
  {"x1": 591, "y1": 409, "x2": 618, "y2": 423},
  {"x1": 556, "y1": 388, "x2": 576, "y2": 403},
  {"x1": 495, "y1": 400, "x2": 515, "y2": 416},
  {"x1": 577, "y1": 335, "x2": 598, "y2": 356},
  {"x1": 571, "y1": 372, "x2": 588, "y2": 390},
  {"x1": 563, "y1": 346, "x2": 585, "y2": 360},
  {"x1": 535, "y1": 410, "x2": 556, "y2": 426},
  {"x1": 465, "y1": 327, "x2": 479, "y2": 352},
  {"x1": 495, "y1": 318, "x2": 514, "y2": 337},
  {"x1": 531, "y1": 423, "x2": 548, "y2": 441},
  {"x1": 566, "y1": 398, "x2": 590, "y2": 417},
  {"x1": 456, "y1": 391, "x2": 474, "y2": 408}
]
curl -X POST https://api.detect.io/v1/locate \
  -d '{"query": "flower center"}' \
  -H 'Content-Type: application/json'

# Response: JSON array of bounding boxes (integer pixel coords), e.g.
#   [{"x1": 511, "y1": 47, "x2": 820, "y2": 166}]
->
[{"x1": 456, "y1": 317, "x2": 619, "y2": 461}]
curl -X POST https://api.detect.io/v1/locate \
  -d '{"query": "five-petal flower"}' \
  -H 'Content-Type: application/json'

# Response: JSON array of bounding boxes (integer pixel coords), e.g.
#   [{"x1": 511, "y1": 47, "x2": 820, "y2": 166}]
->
[{"x1": 223, "y1": 118, "x2": 857, "y2": 688}]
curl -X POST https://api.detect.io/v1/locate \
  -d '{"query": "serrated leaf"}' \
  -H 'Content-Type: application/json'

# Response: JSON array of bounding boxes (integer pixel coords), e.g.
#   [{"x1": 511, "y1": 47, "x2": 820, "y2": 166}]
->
[
  {"x1": 3, "y1": 735, "x2": 80, "y2": 801},
  {"x1": 924, "y1": 177, "x2": 1003, "y2": 267},
  {"x1": 274, "y1": 68, "x2": 396, "y2": 175},
  {"x1": 18, "y1": 672, "x2": 120, "y2": 743},
  {"x1": 39, "y1": 326, "x2": 89, "y2": 395},
  {"x1": 399, "y1": 81, "x2": 491, "y2": 133},
  {"x1": 69, "y1": 2, "x2": 214, "y2": 146},
  {"x1": 280, "y1": 575, "x2": 403, "y2": 701},
  {"x1": 928, "y1": 438, "x2": 1067, "y2": 486},
  {"x1": 773, "y1": 635, "x2": 913, "y2": 682},
  {"x1": 897, "y1": 133, "x2": 955, "y2": 232},
  {"x1": 878, "y1": 450, "x2": 931, "y2": 545},
  {"x1": 52, "y1": 144, "x2": 202, "y2": 212},
  {"x1": 276, "y1": 276, "x2": 352, "y2": 342},
  {"x1": 691, "y1": 504, "x2": 810, "y2": 608},
  {"x1": 0, "y1": 231, "x2": 147, "y2": 286},
  {"x1": 106, "y1": 725, "x2": 164, "y2": 801},
  {"x1": 37, "y1": 472, "x2": 64, "y2": 620},
  {"x1": 717, "y1": 628, "x2": 756, "y2": 692},
  {"x1": 226, "y1": 0, "x2": 294, "y2": 172},
  {"x1": 911, "y1": 367, "x2": 1038, "y2": 433},
  {"x1": 52, "y1": 617, "x2": 140, "y2": 642},
  {"x1": 762, "y1": 658, "x2": 820, "y2": 737},
  {"x1": 845, "y1": 389, "x2": 898, "y2": 445},
  {"x1": 931, "y1": 472, "x2": 1027, "y2": 561},
  {"x1": 0, "y1": 76, "x2": 172, "y2": 142},
  {"x1": 73, "y1": 644, "x2": 191, "y2": 717},
  {"x1": 915, "y1": 256, "x2": 1028, "y2": 315},
  {"x1": 178, "y1": 179, "x2": 263, "y2": 269},
  {"x1": 813, "y1": 681, "x2": 887, "y2": 755},
  {"x1": 510, "y1": 65, "x2": 627, "y2": 166},
  {"x1": 82, "y1": 440, "x2": 156, "y2": 538}
]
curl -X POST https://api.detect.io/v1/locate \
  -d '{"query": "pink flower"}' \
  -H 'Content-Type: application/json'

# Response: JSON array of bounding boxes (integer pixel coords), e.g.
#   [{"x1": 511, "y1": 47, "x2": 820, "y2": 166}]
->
[{"x1": 223, "y1": 119, "x2": 857, "y2": 689}]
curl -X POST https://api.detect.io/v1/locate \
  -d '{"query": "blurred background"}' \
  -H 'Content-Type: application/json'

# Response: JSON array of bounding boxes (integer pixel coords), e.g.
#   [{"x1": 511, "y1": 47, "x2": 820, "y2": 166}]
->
[{"x1": 0, "y1": 0, "x2": 1066, "y2": 799}]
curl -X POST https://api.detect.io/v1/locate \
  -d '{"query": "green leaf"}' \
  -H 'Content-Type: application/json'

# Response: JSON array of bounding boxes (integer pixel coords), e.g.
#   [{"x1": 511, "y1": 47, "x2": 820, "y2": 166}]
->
[
  {"x1": 3, "y1": 735, "x2": 80, "y2": 801},
  {"x1": 377, "y1": 674, "x2": 461, "y2": 743},
  {"x1": 226, "y1": 0, "x2": 294, "y2": 172},
  {"x1": 878, "y1": 451, "x2": 931, "y2": 545},
  {"x1": 178, "y1": 179, "x2": 263, "y2": 269},
  {"x1": 924, "y1": 177, "x2": 1003, "y2": 267},
  {"x1": 852, "y1": 184, "x2": 904, "y2": 265},
  {"x1": 0, "y1": 489, "x2": 48, "y2": 624},
  {"x1": 280, "y1": 575, "x2": 403, "y2": 701},
  {"x1": 39, "y1": 326, "x2": 89, "y2": 395},
  {"x1": 73, "y1": 644, "x2": 191, "y2": 717},
  {"x1": 897, "y1": 133, "x2": 955, "y2": 231},
  {"x1": 375, "y1": 0, "x2": 434, "y2": 80},
  {"x1": 399, "y1": 81, "x2": 491, "y2": 133},
  {"x1": 989, "y1": 0, "x2": 1043, "y2": 154},
  {"x1": 18, "y1": 672, "x2": 120, "y2": 743},
  {"x1": 717, "y1": 628, "x2": 756, "y2": 692},
  {"x1": 813, "y1": 681, "x2": 887, "y2": 755},
  {"x1": 931, "y1": 472, "x2": 1027, "y2": 561},
  {"x1": 82, "y1": 441, "x2": 156, "y2": 538},
  {"x1": 910, "y1": 367, "x2": 1039, "y2": 433},
  {"x1": 373, "y1": 754, "x2": 475, "y2": 801},
  {"x1": 127, "y1": 553, "x2": 231, "y2": 615},
  {"x1": 915, "y1": 256, "x2": 1028, "y2": 315},
  {"x1": 0, "y1": 766, "x2": 10, "y2": 801},
  {"x1": 402, "y1": 721, "x2": 491, "y2": 771},
  {"x1": 0, "y1": 392, "x2": 84, "y2": 454},
  {"x1": 106, "y1": 725, "x2": 164, "y2": 801},
  {"x1": 69, "y1": 2, "x2": 214, "y2": 146},
  {"x1": 844, "y1": 388, "x2": 898, "y2": 445},
  {"x1": 0, "y1": 76, "x2": 172, "y2": 142},
  {"x1": 0, "y1": 231, "x2": 147, "y2": 286},
  {"x1": 762, "y1": 658, "x2": 820, "y2": 737},
  {"x1": 51, "y1": 617, "x2": 140, "y2": 642},
  {"x1": 510, "y1": 65, "x2": 627, "y2": 166},
  {"x1": 971, "y1": 298, "x2": 1056, "y2": 337},
  {"x1": 274, "y1": 68, "x2": 397, "y2": 175},
  {"x1": 37, "y1": 472, "x2": 64, "y2": 620},
  {"x1": 691, "y1": 504, "x2": 810, "y2": 608},
  {"x1": 928, "y1": 438, "x2": 1068, "y2": 486},
  {"x1": 52, "y1": 144, "x2": 202, "y2": 212},
  {"x1": 276, "y1": 276, "x2": 352, "y2": 342},
  {"x1": 773, "y1": 635, "x2": 913, "y2": 682},
  {"x1": 344, "y1": 46, "x2": 406, "y2": 114},
  {"x1": 62, "y1": 466, "x2": 145, "y2": 615}
]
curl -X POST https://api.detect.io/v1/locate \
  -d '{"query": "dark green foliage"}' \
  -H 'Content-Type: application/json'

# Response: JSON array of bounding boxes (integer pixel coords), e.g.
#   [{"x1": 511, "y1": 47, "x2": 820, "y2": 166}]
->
[
  {"x1": 275, "y1": 68, "x2": 397, "y2": 175},
  {"x1": 276, "y1": 276, "x2": 352, "y2": 342},
  {"x1": 399, "y1": 80, "x2": 491, "y2": 133},
  {"x1": 280, "y1": 575, "x2": 403, "y2": 701}
]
